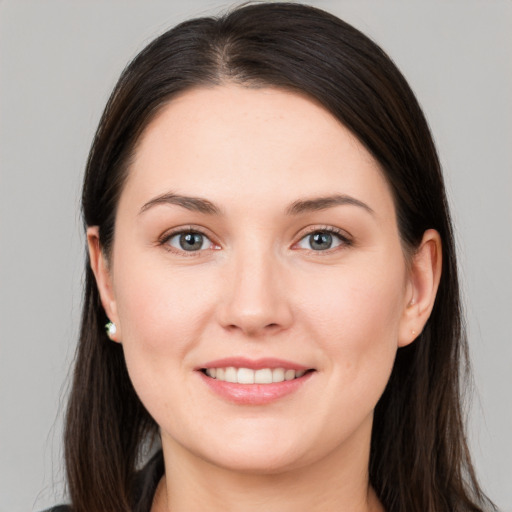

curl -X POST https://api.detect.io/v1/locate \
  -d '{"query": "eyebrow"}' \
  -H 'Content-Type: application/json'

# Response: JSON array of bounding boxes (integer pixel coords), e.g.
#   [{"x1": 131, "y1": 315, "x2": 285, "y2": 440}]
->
[
  {"x1": 139, "y1": 192, "x2": 374, "y2": 217},
  {"x1": 286, "y1": 194, "x2": 374, "y2": 216},
  {"x1": 139, "y1": 192, "x2": 222, "y2": 215}
]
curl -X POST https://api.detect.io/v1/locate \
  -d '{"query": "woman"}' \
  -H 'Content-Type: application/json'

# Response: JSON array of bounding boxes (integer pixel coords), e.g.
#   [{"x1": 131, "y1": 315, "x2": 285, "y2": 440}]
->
[{"x1": 47, "y1": 3, "x2": 495, "y2": 511}]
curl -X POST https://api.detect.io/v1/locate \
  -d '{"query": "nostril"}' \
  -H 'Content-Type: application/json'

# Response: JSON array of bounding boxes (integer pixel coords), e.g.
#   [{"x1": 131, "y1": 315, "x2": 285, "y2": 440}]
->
[{"x1": 225, "y1": 322, "x2": 280, "y2": 334}]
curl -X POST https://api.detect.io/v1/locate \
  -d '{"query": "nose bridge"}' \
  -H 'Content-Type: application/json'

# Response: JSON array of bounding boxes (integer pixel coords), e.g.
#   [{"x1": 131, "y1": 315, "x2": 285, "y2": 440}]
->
[{"x1": 218, "y1": 238, "x2": 292, "y2": 335}]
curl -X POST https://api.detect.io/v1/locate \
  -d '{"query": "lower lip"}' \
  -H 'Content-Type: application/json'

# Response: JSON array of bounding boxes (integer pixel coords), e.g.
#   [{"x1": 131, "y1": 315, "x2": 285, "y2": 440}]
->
[{"x1": 198, "y1": 371, "x2": 314, "y2": 405}]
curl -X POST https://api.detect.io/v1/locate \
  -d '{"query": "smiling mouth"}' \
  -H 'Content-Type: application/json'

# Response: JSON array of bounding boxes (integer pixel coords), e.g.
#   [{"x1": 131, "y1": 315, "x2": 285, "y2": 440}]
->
[{"x1": 201, "y1": 367, "x2": 314, "y2": 384}]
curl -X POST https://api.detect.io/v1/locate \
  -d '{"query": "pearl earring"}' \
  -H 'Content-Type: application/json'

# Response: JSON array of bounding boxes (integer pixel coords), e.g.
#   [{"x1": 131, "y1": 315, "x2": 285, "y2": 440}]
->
[{"x1": 105, "y1": 321, "x2": 117, "y2": 340}]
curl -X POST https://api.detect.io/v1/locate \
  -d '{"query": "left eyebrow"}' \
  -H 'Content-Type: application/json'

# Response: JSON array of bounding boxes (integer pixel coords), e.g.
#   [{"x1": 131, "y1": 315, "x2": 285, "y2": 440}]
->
[
  {"x1": 139, "y1": 192, "x2": 222, "y2": 216},
  {"x1": 286, "y1": 194, "x2": 375, "y2": 216}
]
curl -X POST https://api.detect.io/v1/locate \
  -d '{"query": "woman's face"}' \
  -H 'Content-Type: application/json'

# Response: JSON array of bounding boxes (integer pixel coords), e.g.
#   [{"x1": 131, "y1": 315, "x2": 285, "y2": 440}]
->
[{"x1": 95, "y1": 85, "x2": 418, "y2": 474}]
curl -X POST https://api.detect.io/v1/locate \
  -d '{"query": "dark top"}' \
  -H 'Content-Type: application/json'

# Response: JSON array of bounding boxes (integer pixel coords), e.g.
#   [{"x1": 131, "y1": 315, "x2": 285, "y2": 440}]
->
[{"x1": 42, "y1": 450, "x2": 165, "y2": 512}]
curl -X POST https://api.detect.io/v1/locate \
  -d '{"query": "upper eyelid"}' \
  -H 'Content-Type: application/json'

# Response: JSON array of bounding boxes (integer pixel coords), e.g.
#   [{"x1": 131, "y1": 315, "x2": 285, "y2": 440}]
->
[
  {"x1": 158, "y1": 227, "x2": 219, "y2": 256},
  {"x1": 294, "y1": 225, "x2": 352, "y2": 241},
  {"x1": 157, "y1": 224, "x2": 352, "y2": 250},
  {"x1": 159, "y1": 225, "x2": 215, "y2": 243},
  {"x1": 291, "y1": 226, "x2": 353, "y2": 253}
]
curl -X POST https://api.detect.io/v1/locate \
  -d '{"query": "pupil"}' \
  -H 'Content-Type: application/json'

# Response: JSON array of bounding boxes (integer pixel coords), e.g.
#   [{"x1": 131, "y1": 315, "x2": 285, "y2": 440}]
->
[
  {"x1": 180, "y1": 233, "x2": 203, "y2": 251},
  {"x1": 311, "y1": 232, "x2": 332, "y2": 250}
]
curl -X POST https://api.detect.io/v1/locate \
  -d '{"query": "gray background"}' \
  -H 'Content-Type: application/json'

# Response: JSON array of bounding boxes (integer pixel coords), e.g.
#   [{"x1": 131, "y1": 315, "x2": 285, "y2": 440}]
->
[{"x1": 0, "y1": 1, "x2": 510, "y2": 511}]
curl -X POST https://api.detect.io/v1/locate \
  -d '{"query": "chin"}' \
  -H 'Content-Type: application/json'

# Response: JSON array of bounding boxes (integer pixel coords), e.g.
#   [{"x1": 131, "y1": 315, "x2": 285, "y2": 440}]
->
[
  {"x1": 201, "y1": 446, "x2": 309, "y2": 475},
  {"x1": 166, "y1": 423, "x2": 317, "y2": 475}
]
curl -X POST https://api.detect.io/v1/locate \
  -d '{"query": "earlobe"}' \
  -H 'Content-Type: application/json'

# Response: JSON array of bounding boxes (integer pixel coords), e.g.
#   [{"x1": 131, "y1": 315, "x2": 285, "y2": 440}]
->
[
  {"x1": 87, "y1": 226, "x2": 121, "y2": 342},
  {"x1": 398, "y1": 229, "x2": 442, "y2": 347}
]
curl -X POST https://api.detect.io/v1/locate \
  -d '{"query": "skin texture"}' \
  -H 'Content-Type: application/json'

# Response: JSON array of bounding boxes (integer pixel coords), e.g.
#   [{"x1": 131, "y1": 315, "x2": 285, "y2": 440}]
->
[{"x1": 88, "y1": 85, "x2": 442, "y2": 512}]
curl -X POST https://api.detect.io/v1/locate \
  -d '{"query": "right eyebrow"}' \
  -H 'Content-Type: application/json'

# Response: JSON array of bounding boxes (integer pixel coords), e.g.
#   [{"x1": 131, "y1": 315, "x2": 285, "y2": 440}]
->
[{"x1": 139, "y1": 192, "x2": 222, "y2": 216}]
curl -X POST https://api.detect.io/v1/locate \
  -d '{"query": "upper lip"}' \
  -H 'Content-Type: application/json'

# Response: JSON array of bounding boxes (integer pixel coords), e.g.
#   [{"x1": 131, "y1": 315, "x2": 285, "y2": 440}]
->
[{"x1": 198, "y1": 357, "x2": 311, "y2": 371}]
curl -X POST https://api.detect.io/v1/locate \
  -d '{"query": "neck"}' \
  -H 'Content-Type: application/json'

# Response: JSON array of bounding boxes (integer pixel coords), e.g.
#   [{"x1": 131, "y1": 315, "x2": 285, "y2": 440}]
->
[
  {"x1": 154, "y1": 469, "x2": 383, "y2": 512},
  {"x1": 152, "y1": 420, "x2": 384, "y2": 512}
]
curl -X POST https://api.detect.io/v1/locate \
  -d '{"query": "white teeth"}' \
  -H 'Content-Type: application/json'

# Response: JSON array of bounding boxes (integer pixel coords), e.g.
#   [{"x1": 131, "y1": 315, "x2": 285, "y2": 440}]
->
[
  {"x1": 254, "y1": 368, "x2": 272, "y2": 384},
  {"x1": 204, "y1": 367, "x2": 308, "y2": 384},
  {"x1": 272, "y1": 368, "x2": 285, "y2": 382},
  {"x1": 225, "y1": 367, "x2": 237, "y2": 383},
  {"x1": 237, "y1": 367, "x2": 255, "y2": 384},
  {"x1": 284, "y1": 369, "x2": 296, "y2": 381}
]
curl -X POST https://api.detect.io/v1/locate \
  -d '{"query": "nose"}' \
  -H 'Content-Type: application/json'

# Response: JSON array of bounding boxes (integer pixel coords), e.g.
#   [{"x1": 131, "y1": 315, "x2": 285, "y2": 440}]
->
[{"x1": 216, "y1": 247, "x2": 293, "y2": 337}]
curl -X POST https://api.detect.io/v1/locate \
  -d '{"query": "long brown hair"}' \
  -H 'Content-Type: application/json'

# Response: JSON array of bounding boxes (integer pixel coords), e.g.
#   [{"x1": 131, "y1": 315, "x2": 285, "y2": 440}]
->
[{"x1": 66, "y1": 3, "x2": 495, "y2": 511}]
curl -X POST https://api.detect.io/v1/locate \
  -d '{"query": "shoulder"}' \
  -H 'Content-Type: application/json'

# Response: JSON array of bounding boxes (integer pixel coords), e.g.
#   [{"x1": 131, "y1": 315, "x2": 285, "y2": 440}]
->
[
  {"x1": 133, "y1": 449, "x2": 165, "y2": 510},
  {"x1": 38, "y1": 452, "x2": 163, "y2": 512}
]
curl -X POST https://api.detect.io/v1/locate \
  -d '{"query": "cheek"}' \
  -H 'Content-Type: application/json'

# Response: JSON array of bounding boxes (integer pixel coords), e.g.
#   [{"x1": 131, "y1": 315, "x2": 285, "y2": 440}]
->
[
  {"x1": 113, "y1": 253, "x2": 217, "y2": 368},
  {"x1": 290, "y1": 261, "x2": 406, "y2": 450},
  {"x1": 299, "y1": 259, "x2": 406, "y2": 377},
  {"x1": 111, "y1": 257, "x2": 222, "y2": 429}
]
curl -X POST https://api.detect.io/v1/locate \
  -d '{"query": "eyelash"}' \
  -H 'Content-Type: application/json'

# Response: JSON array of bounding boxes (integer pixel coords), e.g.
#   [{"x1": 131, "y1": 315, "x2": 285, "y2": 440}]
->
[
  {"x1": 293, "y1": 226, "x2": 353, "y2": 254},
  {"x1": 158, "y1": 225, "x2": 353, "y2": 256},
  {"x1": 158, "y1": 226, "x2": 219, "y2": 257}
]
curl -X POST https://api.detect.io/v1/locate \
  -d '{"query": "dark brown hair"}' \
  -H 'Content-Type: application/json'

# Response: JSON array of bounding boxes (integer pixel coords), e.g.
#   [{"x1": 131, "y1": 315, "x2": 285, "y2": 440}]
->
[{"x1": 66, "y1": 3, "x2": 495, "y2": 511}]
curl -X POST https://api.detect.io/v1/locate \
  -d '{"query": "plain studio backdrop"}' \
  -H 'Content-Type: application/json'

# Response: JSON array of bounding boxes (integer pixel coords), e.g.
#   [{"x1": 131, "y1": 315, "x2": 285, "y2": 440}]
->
[{"x1": 0, "y1": 1, "x2": 510, "y2": 511}]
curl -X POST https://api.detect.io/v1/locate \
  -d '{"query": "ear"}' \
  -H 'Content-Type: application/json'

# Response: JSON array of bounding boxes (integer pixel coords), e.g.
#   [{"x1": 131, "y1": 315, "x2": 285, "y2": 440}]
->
[
  {"x1": 87, "y1": 226, "x2": 122, "y2": 343},
  {"x1": 398, "y1": 229, "x2": 442, "y2": 347}
]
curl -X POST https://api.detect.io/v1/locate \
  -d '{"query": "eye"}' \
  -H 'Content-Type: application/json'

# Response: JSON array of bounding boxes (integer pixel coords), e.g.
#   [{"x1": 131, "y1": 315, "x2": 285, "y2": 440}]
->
[
  {"x1": 165, "y1": 231, "x2": 214, "y2": 252},
  {"x1": 295, "y1": 229, "x2": 349, "y2": 251}
]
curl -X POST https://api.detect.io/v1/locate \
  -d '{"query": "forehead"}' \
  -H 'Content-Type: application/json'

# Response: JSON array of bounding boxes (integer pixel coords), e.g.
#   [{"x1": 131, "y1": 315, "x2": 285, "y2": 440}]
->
[{"x1": 123, "y1": 85, "x2": 395, "y2": 219}]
